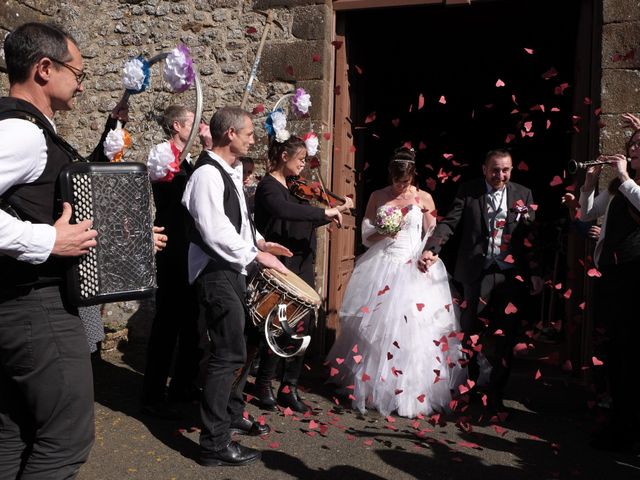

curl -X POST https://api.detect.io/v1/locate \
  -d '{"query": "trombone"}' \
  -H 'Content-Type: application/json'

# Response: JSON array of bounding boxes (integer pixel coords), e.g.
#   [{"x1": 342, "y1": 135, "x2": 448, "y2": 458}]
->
[{"x1": 567, "y1": 156, "x2": 630, "y2": 174}]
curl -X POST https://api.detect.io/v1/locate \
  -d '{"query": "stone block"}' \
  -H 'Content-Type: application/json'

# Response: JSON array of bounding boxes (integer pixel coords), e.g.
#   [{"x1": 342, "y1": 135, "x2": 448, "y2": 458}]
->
[
  {"x1": 209, "y1": 0, "x2": 239, "y2": 7},
  {"x1": 602, "y1": 23, "x2": 640, "y2": 69},
  {"x1": 0, "y1": 1, "x2": 46, "y2": 32},
  {"x1": 260, "y1": 39, "x2": 330, "y2": 82},
  {"x1": 603, "y1": 0, "x2": 640, "y2": 23},
  {"x1": 601, "y1": 68, "x2": 640, "y2": 114},
  {"x1": 599, "y1": 113, "x2": 638, "y2": 154},
  {"x1": 296, "y1": 79, "x2": 331, "y2": 122},
  {"x1": 253, "y1": 0, "x2": 329, "y2": 9},
  {"x1": 292, "y1": 4, "x2": 331, "y2": 41}
]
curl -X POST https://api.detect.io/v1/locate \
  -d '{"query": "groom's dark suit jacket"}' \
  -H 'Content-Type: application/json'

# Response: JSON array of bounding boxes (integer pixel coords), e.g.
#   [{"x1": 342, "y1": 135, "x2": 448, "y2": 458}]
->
[{"x1": 425, "y1": 178, "x2": 536, "y2": 285}]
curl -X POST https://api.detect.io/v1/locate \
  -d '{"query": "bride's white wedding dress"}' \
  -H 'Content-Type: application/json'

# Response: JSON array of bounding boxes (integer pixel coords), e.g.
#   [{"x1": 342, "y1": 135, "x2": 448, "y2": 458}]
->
[{"x1": 327, "y1": 204, "x2": 467, "y2": 418}]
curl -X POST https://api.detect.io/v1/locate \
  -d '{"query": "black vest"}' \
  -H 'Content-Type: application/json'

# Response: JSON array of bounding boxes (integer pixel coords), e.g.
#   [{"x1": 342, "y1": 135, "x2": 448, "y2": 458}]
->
[
  {"x1": 600, "y1": 193, "x2": 640, "y2": 267},
  {"x1": 187, "y1": 152, "x2": 255, "y2": 268},
  {"x1": 0, "y1": 98, "x2": 82, "y2": 286}
]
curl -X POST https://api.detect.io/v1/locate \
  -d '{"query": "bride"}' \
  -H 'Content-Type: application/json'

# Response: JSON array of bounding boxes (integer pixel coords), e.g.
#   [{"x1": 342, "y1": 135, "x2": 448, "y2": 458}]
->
[{"x1": 327, "y1": 147, "x2": 466, "y2": 418}]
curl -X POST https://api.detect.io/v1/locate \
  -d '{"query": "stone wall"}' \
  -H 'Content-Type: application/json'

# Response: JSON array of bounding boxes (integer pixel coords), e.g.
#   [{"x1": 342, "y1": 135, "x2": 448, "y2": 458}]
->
[
  {"x1": 600, "y1": 0, "x2": 640, "y2": 155},
  {"x1": 0, "y1": 0, "x2": 335, "y2": 339}
]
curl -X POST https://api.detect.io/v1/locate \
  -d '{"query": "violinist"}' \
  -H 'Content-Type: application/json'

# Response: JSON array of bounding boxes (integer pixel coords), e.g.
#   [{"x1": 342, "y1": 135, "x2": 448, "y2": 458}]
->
[{"x1": 253, "y1": 135, "x2": 353, "y2": 412}]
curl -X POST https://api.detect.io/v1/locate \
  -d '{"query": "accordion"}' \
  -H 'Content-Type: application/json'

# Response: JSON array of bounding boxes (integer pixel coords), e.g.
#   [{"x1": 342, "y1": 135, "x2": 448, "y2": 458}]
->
[{"x1": 58, "y1": 162, "x2": 157, "y2": 306}]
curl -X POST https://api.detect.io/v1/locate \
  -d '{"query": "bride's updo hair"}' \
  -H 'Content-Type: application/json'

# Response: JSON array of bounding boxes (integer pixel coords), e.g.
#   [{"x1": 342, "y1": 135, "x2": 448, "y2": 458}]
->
[
  {"x1": 267, "y1": 136, "x2": 306, "y2": 171},
  {"x1": 388, "y1": 146, "x2": 416, "y2": 183}
]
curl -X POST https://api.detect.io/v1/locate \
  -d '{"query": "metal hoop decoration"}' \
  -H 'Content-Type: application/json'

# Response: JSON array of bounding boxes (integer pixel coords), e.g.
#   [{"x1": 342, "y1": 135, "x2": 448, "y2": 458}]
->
[
  {"x1": 117, "y1": 51, "x2": 203, "y2": 163},
  {"x1": 264, "y1": 304, "x2": 312, "y2": 358}
]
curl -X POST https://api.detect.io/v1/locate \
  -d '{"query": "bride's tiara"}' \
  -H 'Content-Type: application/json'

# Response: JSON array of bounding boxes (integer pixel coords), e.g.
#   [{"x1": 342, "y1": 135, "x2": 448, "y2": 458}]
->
[{"x1": 391, "y1": 158, "x2": 415, "y2": 164}]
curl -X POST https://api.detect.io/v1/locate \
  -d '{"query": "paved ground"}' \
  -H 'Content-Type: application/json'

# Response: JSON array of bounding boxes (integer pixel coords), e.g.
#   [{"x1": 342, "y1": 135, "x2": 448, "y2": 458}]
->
[{"x1": 78, "y1": 340, "x2": 640, "y2": 480}]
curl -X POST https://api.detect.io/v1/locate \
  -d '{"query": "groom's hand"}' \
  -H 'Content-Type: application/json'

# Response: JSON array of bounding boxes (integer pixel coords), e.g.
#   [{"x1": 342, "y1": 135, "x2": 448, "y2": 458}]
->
[{"x1": 418, "y1": 250, "x2": 438, "y2": 272}]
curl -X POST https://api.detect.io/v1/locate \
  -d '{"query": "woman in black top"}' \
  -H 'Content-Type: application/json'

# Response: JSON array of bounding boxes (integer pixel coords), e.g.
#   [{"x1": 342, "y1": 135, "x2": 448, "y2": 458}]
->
[
  {"x1": 579, "y1": 127, "x2": 640, "y2": 451},
  {"x1": 253, "y1": 136, "x2": 352, "y2": 412}
]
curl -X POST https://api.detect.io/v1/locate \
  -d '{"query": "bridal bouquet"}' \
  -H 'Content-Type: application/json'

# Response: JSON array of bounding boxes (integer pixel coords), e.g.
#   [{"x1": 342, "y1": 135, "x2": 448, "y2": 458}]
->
[{"x1": 374, "y1": 206, "x2": 407, "y2": 236}]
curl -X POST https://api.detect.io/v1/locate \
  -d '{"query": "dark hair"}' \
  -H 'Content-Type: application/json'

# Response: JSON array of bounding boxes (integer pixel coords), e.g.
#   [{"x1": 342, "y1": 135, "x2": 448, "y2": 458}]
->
[
  {"x1": 388, "y1": 146, "x2": 416, "y2": 182},
  {"x1": 159, "y1": 105, "x2": 191, "y2": 137},
  {"x1": 267, "y1": 136, "x2": 306, "y2": 171},
  {"x1": 240, "y1": 157, "x2": 255, "y2": 167},
  {"x1": 4, "y1": 22, "x2": 77, "y2": 84},
  {"x1": 209, "y1": 106, "x2": 250, "y2": 145},
  {"x1": 485, "y1": 148, "x2": 512, "y2": 164}
]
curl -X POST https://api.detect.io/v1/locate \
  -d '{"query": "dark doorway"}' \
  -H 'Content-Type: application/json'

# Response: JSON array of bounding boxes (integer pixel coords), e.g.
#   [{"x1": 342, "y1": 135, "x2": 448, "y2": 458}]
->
[
  {"x1": 341, "y1": 0, "x2": 599, "y2": 270},
  {"x1": 333, "y1": 0, "x2": 602, "y2": 349}
]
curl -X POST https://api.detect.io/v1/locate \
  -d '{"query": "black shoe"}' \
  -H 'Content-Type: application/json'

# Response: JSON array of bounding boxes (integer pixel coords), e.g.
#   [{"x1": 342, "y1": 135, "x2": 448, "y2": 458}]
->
[
  {"x1": 140, "y1": 402, "x2": 181, "y2": 420},
  {"x1": 255, "y1": 383, "x2": 277, "y2": 410},
  {"x1": 277, "y1": 384, "x2": 310, "y2": 413},
  {"x1": 198, "y1": 441, "x2": 261, "y2": 467},
  {"x1": 230, "y1": 415, "x2": 271, "y2": 436}
]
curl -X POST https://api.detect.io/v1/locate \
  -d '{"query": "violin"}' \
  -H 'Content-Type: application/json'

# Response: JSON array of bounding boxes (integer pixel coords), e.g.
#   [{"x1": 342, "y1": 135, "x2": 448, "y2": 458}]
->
[{"x1": 287, "y1": 175, "x2": 346, "y2": 208}]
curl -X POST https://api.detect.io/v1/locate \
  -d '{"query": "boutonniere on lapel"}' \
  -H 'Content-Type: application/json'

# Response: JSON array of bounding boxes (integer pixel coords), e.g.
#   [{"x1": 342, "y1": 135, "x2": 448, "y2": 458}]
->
[{"x1": 510, "y1": 200, "x2": 530, "y2": 222}]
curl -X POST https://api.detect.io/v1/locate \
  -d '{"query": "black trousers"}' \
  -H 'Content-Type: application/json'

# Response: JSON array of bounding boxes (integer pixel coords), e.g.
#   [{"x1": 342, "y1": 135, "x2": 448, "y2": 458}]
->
[
  {"x1": 0, "y1": 285, "x2": 94, "y2": 479},
  {"x1": 462, "y1": 266, "x2": 525, "y2": 396},
  {"x1": 599, "y1": 260, "x2": 640, "y2": 429},
  {"x1": 196, "y1": 268, "x2": 250, "y2": 452},
  {"x1": 141, "y1": 280, "x2": 201, "y2": 405},
  {"x1": 255, "y1": 255, "x2": 314, "y2": 389}
]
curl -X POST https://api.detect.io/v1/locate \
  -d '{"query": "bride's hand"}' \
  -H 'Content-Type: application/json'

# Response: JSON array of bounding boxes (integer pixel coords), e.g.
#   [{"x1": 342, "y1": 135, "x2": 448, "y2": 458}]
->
[{"x1": 418, "y1": 250, "x2": 438, "y2": 272}]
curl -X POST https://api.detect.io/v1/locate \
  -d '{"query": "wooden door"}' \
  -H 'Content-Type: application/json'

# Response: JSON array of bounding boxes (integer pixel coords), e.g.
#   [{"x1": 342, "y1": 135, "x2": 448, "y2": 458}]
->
[{"x1": 327, "y1": 31, "x2": 357, "y2": 335}]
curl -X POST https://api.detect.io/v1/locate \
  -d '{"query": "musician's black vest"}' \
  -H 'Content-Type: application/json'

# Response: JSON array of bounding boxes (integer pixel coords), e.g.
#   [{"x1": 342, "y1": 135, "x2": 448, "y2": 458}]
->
[
  {"x1": 600, "y1": 193, "x2": 640, "y2": 267},
  {"x1": 0, "y1": 98, "x2": 79, "y2": 286},
  {"x1": 188, "y1": 152, "x2": 244, "y2": 268}
]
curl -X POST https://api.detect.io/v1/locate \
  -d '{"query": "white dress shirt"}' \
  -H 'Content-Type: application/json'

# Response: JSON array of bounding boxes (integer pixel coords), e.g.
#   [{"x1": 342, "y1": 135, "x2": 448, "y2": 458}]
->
[
  {"x1": 182, "y1": 151, "x2": 262, "y2": 282},
  {"x1": 579, "y1": 178, "x2": 640, "y2": 267},
  {"x1": 484, "y1": 182, "x2": 509, "y2": 269},
  {"x1": 0, "y1": 117, "x2": 57, "y2": 263}
]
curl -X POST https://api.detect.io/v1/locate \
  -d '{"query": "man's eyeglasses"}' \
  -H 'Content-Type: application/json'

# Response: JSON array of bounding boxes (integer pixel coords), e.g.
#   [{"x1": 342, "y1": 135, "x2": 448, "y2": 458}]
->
[
  {"x1": 629, "y1": 140, "x2": 640, "y2": 152},
  {"x1": 50, "y1": 58, "x2": 87, "y2": 85}
]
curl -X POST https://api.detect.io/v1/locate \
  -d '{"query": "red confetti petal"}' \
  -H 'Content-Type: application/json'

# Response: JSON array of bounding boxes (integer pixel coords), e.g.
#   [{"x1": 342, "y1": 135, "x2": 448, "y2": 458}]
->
[
  {"x1": 496, "y1": 79, "x2": 505, "y2": 87},
  {"x1": 364, "y1": 112, "x2": 376, "y2": 124},
  {"x1": 587, "y1": 268, "x2": 602, "y2": 278},
  {"x1": 504, "y1": 302, "x2": 518, "y2": 314},
  {"x1": 312, "y1": 53, "x2": 321, "y2": 62},
  {"x1": 246, "y1": 26, "x2": 257, "y2": 34},
  {"x1": 252, "y1": 104, "x2": 265, "y2": 115},
  {"x1": 418, "y1": 93, "x2": 425, "y2": 110},
  {"x1": 592, "y1": 356, "x2": 604, "y2": 366},
  {"x1": 416, "y1": 303, "x2": 425, "y2": 312},
  {"x1": 549, "y1": 176, "x2": 563, "y2": 187}
]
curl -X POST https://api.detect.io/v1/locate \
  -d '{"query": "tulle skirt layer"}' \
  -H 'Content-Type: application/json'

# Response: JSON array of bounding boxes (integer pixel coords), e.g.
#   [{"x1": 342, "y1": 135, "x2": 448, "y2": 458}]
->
[{"x1": 327, "y1": 246, "x2": 467, "y2": 418}]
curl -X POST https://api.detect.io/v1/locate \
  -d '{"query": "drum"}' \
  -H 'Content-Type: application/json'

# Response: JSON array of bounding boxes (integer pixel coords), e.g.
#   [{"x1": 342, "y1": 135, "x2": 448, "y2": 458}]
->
[{"x1": 247, "y1": 268, "x2": 322, "y2": 358}]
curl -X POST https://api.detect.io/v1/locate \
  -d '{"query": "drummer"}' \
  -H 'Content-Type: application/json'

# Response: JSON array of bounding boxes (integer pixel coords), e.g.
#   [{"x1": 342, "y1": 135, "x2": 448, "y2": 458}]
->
[
  {"x1": 253, "y1": 135, "x2": 352, "y2": 413},
  {"x1": 182, "y1": 106, "x2": 292, "y2": 467}
]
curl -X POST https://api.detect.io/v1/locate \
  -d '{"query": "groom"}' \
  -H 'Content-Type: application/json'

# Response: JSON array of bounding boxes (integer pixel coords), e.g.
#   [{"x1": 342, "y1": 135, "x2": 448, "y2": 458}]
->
[{"x1": 419, "y1": 149, "x2": 542, "y2": 409}]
